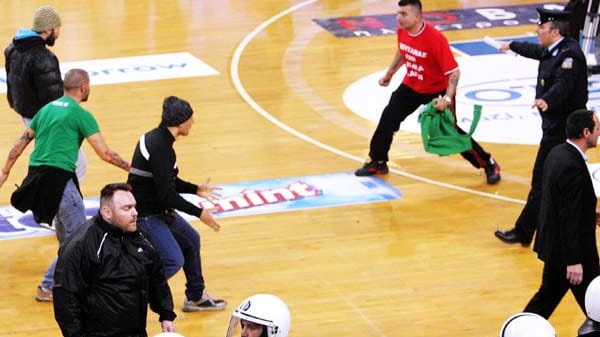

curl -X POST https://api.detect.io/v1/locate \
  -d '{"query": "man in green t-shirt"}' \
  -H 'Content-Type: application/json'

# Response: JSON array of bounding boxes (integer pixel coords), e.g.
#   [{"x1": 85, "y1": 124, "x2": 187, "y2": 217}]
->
[{"x1": 0, "y1": 68, "x2": 130, "y2": 302}]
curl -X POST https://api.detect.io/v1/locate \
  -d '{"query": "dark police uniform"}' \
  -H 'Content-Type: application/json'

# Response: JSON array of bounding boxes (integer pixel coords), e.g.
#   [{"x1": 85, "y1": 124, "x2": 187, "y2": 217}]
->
[{"x1": 495, "y1": 8, "x2": 588, "y2": 245}]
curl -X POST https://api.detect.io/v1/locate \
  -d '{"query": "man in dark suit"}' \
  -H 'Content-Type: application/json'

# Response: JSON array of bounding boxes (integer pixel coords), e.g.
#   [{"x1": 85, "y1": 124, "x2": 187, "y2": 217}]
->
[{"x1": 523, "y1": 109, "x2": 600, "y2": 319}]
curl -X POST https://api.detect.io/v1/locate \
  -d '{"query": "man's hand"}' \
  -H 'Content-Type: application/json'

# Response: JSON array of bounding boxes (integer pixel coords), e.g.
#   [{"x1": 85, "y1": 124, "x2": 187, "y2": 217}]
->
[
  {"x1": 379, "y1": 73, "x2": 393, "y2": 87},
  {"x1": 499, "y1": 42, "x2": 511, "y2": 53},
  {"x1": 0, "y1": 170, "x2": 9, "y2": 189},
  {"x1": 532, "y1": 99, "x2": 549, "y2": 112},
  {"x1": 432, "y1": 97, "x2": 450, "y2": 112},
  {"x1": 199, "y1": 208, "x2": 220, "y2": 232},
  {"x1": 161, "y1": 320, "x2": 175, "y2": 332},
  {"x1": 567, "y1": 264, "x2": 583, "y2": 285},
  {"x1": 197, "y1": 178, "x2": 222, "y2": 201}
]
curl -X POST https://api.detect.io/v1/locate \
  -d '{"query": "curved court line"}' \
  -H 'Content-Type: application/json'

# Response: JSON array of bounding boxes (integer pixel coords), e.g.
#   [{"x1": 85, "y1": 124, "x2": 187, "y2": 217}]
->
[{"x1": 229, "y1": 1, "x2": 525, "y2": 206}]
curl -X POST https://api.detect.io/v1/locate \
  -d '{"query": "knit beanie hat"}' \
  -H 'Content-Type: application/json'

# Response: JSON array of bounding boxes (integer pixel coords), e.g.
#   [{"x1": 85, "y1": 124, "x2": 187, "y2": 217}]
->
[
  {"x1": 32, "y1": 6, "x2": 62, "y2": 32},
  {"x1": 162, "y1": 96, "x2": 194, "y2": 126}
]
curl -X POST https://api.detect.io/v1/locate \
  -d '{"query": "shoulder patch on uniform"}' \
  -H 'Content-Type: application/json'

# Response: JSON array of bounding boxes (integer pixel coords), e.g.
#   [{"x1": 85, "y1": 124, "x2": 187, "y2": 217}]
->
[{"x1": 561, "y1": 57, "x2": 573, "y2": 69}]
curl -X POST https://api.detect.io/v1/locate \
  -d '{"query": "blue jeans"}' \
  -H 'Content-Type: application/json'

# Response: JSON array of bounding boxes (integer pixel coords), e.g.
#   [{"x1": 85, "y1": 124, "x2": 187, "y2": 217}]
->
[
  {"x1": 40, "y1": 179, "x2": 86, "y2": 289},
  {"x1": 137, "y1": 213, "x2": 205, "y2": 301}
]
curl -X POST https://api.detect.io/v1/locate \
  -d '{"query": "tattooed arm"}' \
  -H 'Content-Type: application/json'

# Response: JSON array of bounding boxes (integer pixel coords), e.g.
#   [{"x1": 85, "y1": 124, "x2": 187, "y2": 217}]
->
[
  {"x1": 445, "y1": 69, "x2": 460, "y2": 99},
  {"x1": 433, "y1": 69, "x2": 461, "y2": 111},
  {"x1": 0, "y1": 128, "x2": 35, "y2": 188},
  {"x1": 86, "y1": 132, "x2": 131, "y2": 172}
]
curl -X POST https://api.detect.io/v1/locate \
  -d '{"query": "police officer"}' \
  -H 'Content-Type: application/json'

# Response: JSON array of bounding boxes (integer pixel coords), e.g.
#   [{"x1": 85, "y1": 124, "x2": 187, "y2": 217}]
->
[{"x1": 494, "y1": 8, "x2": 588, "y2": 246}]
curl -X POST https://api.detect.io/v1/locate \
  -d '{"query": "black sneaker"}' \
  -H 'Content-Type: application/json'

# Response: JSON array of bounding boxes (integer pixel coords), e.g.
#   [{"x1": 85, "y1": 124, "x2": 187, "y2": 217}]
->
[
  {"x1": 485, "y1": 159, "x2": 501, "y2": 185},
  {"x1": 182, "y1": 292, "x2": 227, "y2": 312},
  {"x1": 355, "y1": 161, "x2": 389, "y2": 176}
]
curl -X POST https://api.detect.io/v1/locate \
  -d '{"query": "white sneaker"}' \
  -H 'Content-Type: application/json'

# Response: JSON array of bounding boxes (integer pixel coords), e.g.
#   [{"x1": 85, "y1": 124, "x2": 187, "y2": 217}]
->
[{"x1": 38, "y1": 222, "x2": 55, "y2": 231}]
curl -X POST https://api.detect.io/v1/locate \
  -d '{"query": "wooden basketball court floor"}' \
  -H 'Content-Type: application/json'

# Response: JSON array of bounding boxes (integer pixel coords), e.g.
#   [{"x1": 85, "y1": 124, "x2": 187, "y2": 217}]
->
[{"x1": 0, "y1": 0, "x2": 595, "y2": 336}]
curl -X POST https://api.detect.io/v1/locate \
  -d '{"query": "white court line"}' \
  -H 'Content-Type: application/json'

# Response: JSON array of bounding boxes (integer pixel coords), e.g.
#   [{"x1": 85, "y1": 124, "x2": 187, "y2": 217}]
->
[{"x1": 229, "y1": 0, "x2": 525, "y2": 206}]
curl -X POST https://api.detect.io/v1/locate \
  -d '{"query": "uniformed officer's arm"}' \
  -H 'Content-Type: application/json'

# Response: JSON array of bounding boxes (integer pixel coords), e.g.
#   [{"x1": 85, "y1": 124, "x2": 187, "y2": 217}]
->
[{"x1": 507, "y1": 41, "x2": 546, "y2": 60}]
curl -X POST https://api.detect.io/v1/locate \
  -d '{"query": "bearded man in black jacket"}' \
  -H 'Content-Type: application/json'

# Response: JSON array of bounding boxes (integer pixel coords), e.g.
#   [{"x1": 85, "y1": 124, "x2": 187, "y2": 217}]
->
[{"x1": 4, "y1": 5, "x2": 63, "y2": 123}]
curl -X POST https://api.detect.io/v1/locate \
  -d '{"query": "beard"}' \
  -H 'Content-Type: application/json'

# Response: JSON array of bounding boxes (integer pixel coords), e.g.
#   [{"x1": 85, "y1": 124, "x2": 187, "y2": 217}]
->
[{"x1": 45, "y1": 30, "x2": 56, "y2": 46}]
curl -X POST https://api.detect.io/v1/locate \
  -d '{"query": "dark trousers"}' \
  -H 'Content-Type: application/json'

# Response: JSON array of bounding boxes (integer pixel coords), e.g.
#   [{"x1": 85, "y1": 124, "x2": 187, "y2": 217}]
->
[
  {"x1": 369, "y1": 84, "x2": 491, "y2": 168},
  {"x1": 513, "y1": 137, "x2": 564, "y2": 242},
  {"x1": 137, "y1": 213, "x2": 206, "y2": 301},
  {"x1": 524, "y1": 262, "x2": 600, "y2": 318}
]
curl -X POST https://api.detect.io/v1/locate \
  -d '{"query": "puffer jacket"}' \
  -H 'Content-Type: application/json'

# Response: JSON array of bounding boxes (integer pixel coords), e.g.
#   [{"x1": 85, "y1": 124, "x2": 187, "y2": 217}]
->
[
  {"x1": 53, "y1": 214, "x2": 176, "y2": 337},
  {"x1": 4, "y1": 28, "x2": 63, "y2": 119}
]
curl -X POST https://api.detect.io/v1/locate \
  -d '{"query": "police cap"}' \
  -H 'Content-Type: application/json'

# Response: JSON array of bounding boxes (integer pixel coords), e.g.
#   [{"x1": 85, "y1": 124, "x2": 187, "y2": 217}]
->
[{"x1": 536, "y1": 7, "x2": 571, "y2": 25}]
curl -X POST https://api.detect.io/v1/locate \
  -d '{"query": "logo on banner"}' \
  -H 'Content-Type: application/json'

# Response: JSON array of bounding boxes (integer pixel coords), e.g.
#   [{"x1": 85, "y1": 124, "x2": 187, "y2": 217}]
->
[
  {"x1": 313, "y1": 3, "x2": 565, "y2": 37},
  {"x1": 0, "y1": 173, "x2": 402, "y2": 241}
]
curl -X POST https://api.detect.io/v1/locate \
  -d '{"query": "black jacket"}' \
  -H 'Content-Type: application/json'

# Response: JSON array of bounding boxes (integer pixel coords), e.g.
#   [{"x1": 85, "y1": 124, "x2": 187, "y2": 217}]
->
[
  {"x1": 534, "y1": 143, "x2": 599, "y2": 267},
  {"x1": 10, "y1": 165, "x2": 77, "y2": 224},
  {"x1": 53, "y1": 214, "x2": 176, "y2": 337},
  {"x1": 4, "y1": 29, "x2": 63, "y2": 119},
  {"x1": 127, "y1": 123, "x2": 202, "y2": 217},
  {"x1": 510, "y1": 37, "x2": 588, "y2": 140}
]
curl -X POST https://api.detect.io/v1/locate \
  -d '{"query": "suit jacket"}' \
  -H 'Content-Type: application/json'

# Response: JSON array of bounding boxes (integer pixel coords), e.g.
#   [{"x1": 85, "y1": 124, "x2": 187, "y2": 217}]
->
[{"x1": 534, "y1": 142, "x2": 599, "y2": 268}]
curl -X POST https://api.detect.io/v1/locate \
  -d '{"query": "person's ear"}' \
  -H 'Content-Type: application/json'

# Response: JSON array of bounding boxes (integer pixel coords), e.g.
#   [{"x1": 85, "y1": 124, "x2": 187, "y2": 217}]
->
[{"x1": 100, "y1": 205, "x2": 112, "y2": 221}]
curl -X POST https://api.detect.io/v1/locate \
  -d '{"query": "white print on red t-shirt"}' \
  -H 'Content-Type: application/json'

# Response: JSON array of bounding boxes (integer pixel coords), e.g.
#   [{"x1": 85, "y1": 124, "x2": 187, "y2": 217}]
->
[{"x1": 400, "y1": 42, "x2": 427, "y2": 81}]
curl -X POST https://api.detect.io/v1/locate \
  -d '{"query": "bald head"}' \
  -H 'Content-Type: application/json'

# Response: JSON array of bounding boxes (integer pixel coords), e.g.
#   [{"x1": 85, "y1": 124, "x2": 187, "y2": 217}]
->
[
  {"x1": 63, "y1": 69, "x2": 90, "y2": 102},
  {"x1": 64, "y1": 69, "x2": 89, "y2": 90}
]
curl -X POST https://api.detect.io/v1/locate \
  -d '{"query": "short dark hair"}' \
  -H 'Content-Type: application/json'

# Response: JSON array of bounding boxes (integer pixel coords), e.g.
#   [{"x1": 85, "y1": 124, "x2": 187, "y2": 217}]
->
[
  {"x1": 549, "y1": 20, "x2": 570, "y2": 37},
  {"x1": 566, "y1": 109, "x2": 596, "y2": 139},
  {"x1": 398, "y1": 0, "x2": 422, "y2": 12},
  {"x1": 100, "y1": 183, "x2": 133, "y2": 205}
]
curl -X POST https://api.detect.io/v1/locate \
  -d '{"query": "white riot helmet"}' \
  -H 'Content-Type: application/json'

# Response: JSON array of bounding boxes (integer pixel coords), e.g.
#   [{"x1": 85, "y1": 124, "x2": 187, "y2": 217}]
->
[
  {"x1": 225, "y1": 294, "x2": 290, "y2": 337},
  {"x1": 586, "y1": 275, "x2": 600, "y2": 322},
  {"x1": 499, "y1": 313, "x2": 556, "y2": 337}
]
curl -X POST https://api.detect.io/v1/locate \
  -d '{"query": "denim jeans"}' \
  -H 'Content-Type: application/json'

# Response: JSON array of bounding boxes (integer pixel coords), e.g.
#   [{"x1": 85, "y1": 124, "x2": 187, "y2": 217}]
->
[
  {"x1": 137, "y1": 213, "x2": 205, "y2": 301},
  {"x1": 40, "y1": 179, "x2": 86, "y2": 290}
]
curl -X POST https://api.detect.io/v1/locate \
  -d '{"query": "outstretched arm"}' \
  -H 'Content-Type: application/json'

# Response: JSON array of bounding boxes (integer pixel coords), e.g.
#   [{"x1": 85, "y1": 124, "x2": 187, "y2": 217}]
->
[
  {"x1": 0, "y1": 128, "x2": 35, "y2": 188},
  {"x1": 86, "y1": 132, "x2": 130, "y2": 171}
]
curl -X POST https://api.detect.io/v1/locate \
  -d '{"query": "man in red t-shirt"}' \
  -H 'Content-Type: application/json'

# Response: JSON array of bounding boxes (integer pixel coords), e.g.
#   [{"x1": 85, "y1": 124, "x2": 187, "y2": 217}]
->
[{"x1": 355, "y1": 0, "x2": 500, "y2": 185}]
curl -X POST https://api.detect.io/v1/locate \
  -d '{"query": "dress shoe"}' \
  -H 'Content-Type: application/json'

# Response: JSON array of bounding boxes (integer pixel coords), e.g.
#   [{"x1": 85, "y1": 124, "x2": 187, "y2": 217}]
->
[
  {"x1": 494, "y1": 229, "x2": 531, "y2": 247},
  {"x1": 578, "y1": 317, "x2": 600, "y2": 336},
  {"x1": 589, "y1": 65, "x2": 600, "y2": 75}
]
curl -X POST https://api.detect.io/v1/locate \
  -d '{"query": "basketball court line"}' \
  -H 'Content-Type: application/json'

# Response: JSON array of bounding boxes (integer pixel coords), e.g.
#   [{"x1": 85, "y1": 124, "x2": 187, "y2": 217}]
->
[{"x1": 229, "y1": 0, "x2": 525, "y2": 205}]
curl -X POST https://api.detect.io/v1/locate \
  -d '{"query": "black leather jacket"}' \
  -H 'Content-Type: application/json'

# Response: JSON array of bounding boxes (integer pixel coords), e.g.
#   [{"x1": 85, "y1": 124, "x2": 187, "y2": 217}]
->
[
  {"x1": 4, "y1": 29, "x2": 63, "y2": 119},
  {"x1": 53, "y1": 214, "x2": 176, "y2": 337}
]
